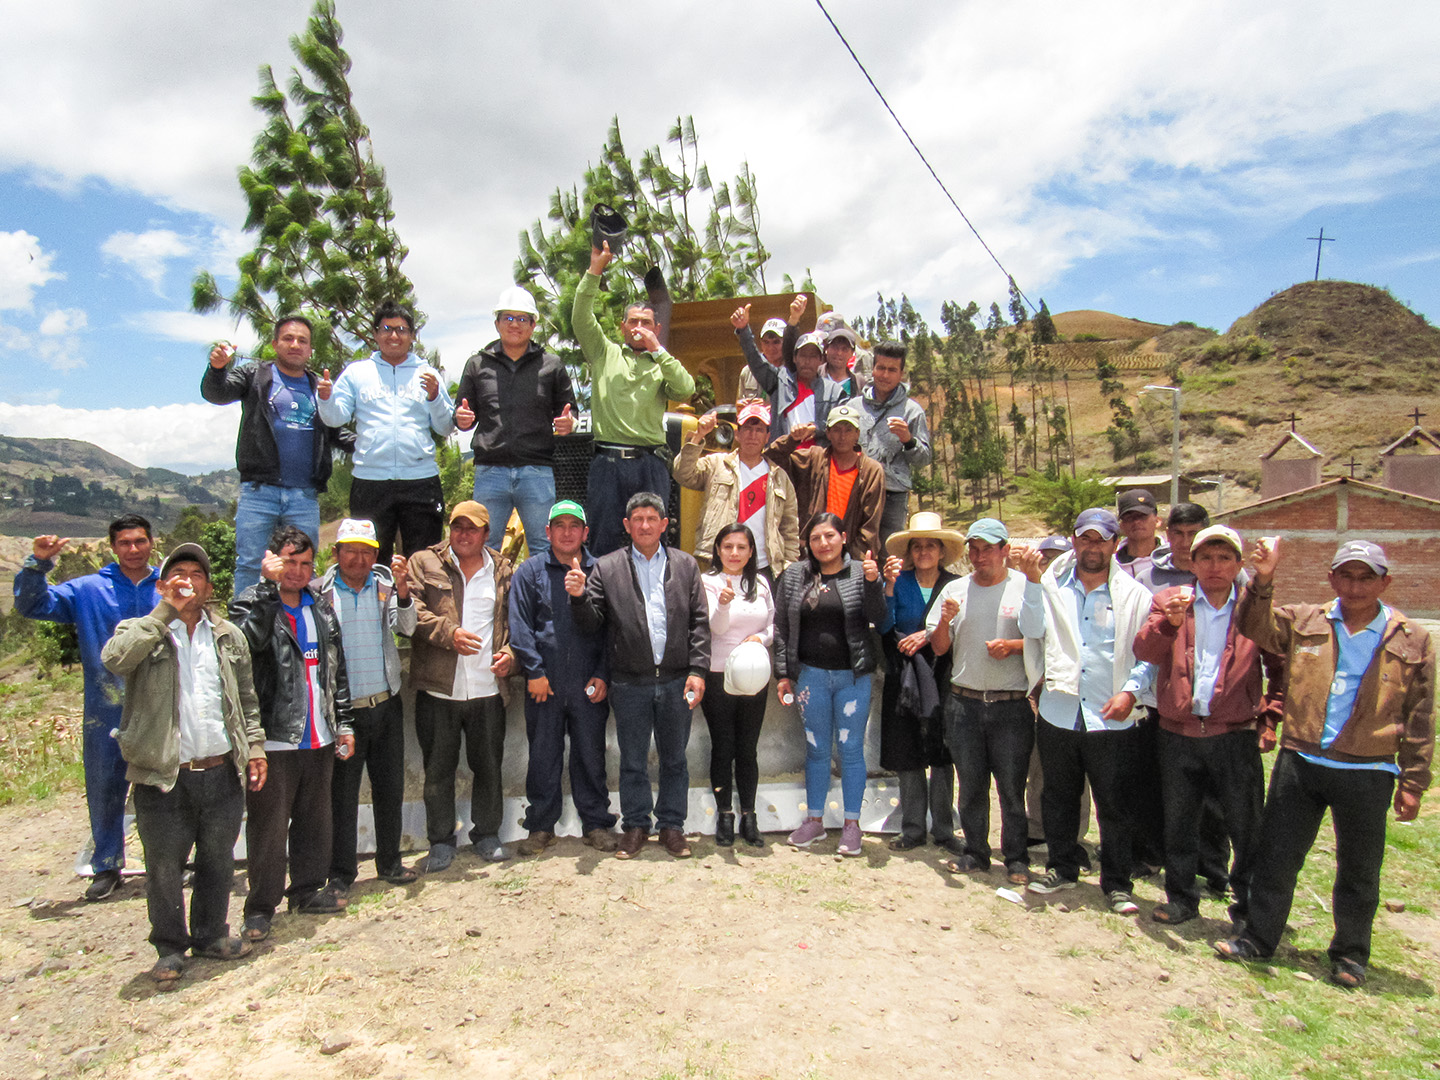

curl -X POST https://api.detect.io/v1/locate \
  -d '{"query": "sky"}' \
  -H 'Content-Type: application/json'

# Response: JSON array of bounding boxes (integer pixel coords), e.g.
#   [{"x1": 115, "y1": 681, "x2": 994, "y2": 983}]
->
[{"x1": 2, "y1": 0, "x2": 1438, "y2": 474}]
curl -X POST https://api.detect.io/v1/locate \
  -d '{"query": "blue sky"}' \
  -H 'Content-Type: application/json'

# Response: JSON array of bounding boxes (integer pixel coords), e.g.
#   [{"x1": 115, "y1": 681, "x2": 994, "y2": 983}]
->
[{"x1": 3, "y1": 0, "x2": 1438, "y2": 473}]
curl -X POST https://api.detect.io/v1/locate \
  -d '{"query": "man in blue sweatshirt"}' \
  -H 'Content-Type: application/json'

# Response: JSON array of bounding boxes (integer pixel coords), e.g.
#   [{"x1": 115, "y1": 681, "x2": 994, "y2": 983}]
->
[
  {"x1": 317, "y1": 301, "x2": 455, "y2": 565},
  {"x1": 14, "y1": 514, "x2": 160, "y2": 900}
]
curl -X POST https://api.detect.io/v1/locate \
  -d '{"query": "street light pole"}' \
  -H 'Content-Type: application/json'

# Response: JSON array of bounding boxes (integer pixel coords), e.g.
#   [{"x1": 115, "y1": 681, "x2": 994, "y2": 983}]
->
[{"x1": 1142, "y1": 385, "x2": 1182, "y2": 505}]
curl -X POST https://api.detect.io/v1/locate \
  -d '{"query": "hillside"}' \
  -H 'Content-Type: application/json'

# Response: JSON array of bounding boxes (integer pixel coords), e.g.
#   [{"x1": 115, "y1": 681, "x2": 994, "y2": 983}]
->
[
  {"x1": 0, "y1": 435, "x2": 239, "y2": 537},
  {"x1": 1042, "y1": 281, "x2": 1440, "y2": 503}
]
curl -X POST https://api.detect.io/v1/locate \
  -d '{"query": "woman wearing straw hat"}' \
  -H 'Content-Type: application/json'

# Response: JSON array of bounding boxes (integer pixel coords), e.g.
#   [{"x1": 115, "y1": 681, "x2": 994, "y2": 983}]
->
[{"x1": 877, "y1": 512, "x2": 964, "y2": 852}]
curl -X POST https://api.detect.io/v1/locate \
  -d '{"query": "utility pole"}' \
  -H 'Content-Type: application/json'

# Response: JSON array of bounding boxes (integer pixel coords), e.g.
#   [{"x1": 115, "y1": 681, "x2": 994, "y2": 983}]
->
[
  {"x1": 1306, "y1": 227, "x2": 1335, "y2": 281},
  {"x1": 1143, "y1": 385, "x2": 1182, "y2": 505}
]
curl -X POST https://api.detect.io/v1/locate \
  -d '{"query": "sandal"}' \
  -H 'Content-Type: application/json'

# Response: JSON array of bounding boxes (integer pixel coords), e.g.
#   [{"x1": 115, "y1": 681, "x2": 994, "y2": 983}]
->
[
  {"x1": 1213, "y1": 936, "x2": 1264, "y2": 961},
  {"x1": 942, "y1": 854, "x2": 986, "y2": 874},
  {"x1": 1151, "y1": 902, "x2": 1199, "y2": 926},
  {"x1": 1331, "y1": 958, "x2": 1366, "y2": 989},
  {"x1": 148, "y1": 955, "x2": 185, "y2": 983},
  {"x1": 193, "y1": 936, "x2": 252, "y2": 961},
  {"x1": 242, "y1": 914, "x2": 271, "y2": 942},
  {"x1": 379, "y1": 864, "x2": 419, "y2": 885}
]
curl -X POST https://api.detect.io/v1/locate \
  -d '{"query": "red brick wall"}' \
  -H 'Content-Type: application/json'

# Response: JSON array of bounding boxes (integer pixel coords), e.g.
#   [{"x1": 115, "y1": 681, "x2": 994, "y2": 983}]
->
[{"x1": 1221, "y1": 485, "x2": 1440, "y2": 617}]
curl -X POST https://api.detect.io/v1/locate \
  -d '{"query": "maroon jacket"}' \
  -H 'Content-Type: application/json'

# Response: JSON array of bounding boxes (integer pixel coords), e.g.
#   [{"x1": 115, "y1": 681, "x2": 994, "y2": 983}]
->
[{"x1": 1131, "y1": 584, "x2": 1284, "y2": 737}]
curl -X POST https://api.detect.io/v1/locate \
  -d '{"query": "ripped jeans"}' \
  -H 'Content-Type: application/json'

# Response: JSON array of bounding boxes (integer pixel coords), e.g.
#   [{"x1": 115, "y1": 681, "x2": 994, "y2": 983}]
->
[{"x1": 795, "y1": 665, "x2": 872, "y2": 818}]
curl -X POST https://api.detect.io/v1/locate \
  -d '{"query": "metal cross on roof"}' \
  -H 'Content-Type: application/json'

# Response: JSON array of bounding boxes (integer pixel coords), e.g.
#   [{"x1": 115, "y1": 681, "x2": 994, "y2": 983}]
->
[
  {"x1": 1284, "y1": 412, "x2": 1301, "y2": 431},
  {"x1": 1410, "y1": 406, "x2": 1426, "y2": 427},
  {"x1": 1343, "y1": 456, "x2": 1361, "y2": 478}
]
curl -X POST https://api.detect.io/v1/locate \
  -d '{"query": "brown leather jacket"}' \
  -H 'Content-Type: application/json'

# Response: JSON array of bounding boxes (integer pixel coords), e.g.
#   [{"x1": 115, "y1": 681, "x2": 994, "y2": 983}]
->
[
  {"x1": 1237, "y1": 584, "x2": 1435, "y2": 795},
  {"x1": 764, "y1": 432, "x2": 885, "y2": 560},
  {"x1": 407, "y1": 543, "x2": 515, "y2": 697}
]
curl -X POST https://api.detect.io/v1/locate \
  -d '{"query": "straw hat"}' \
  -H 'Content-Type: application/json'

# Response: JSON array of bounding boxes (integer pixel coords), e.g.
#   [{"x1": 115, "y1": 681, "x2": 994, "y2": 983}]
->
[{"x1": 885, "y1": 511, "x2": 965, "y2": 565}]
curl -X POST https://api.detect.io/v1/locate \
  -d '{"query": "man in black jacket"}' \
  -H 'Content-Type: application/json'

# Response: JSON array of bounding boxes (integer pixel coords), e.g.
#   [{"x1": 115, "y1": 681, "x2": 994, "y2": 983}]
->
[
  {"x1": 229, "y1": 525, "x2": 355, "y2": 943},
  {"x1": 453, "y1": 287, "x2": 577, "y2": 556},
  {"x1": 203, "y1": 315, "x2": 354, "y2": 595},
  {"x1": 567, "y1": 492, "x2": 709, "y2": 859}
]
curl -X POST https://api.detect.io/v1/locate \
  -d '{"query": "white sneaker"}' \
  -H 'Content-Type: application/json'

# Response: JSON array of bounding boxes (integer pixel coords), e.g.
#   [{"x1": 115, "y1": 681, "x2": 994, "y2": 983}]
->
[{"x1": 1108, "y1": 891, "x2": 1139, "y2": 915}]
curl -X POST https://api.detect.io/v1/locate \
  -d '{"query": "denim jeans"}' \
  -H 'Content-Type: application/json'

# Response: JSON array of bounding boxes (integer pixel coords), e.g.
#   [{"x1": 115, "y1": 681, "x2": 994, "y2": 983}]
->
[
  {"x1": 522, "y1": 684, "x2": 615, "y2": 834},
  {"x1": 609, "y1": 678, "x2": 693, "y2": 832},
  {"x1": 234, "y1": 482, "x2": 320, "y2": 596},
  {"x1": 133, "y1": 765, "x2": 245, "y2": 958},
  {"x1": 472, "y1": 464, "x2": 557, "y2": 556},
  {"x1": 796, "y1": 665, "x2": 872, "y2": 818}
]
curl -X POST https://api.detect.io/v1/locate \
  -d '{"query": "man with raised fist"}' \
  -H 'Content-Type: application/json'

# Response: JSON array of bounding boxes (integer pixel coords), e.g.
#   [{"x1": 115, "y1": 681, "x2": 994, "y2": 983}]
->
[
  {"x1": 202, "y1": 315, "x2": 354, "y2": 595},
  {"x1": 454, "y1": 286, "x2": 577, "y2": 556}
]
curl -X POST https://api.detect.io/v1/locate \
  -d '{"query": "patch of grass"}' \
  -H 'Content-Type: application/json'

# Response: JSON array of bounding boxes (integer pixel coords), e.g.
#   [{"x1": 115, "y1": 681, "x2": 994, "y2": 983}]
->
[
  {"x1": 0, "y1": 671, "x2": 85, "y2": 805},
  {"x1": 816, "y1": 897, "x2": 860, "y2": 916}
]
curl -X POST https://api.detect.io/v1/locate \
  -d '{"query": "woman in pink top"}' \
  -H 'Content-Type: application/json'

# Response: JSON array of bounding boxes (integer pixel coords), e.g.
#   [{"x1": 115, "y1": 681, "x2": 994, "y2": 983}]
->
[{"x1": 702, "y1": 523, "x2": 776, "y2": 847}]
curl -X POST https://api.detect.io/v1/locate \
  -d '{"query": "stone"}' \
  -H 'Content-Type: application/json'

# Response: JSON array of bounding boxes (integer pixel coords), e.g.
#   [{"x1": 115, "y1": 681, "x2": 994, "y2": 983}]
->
[
  {"x1": 1293, "y1": 971, "x2": 1316, "y2": 982},
  {"x1": 1384, "y1": 899, "x2": 1406, "y2": 913},
  {"x1": 320, "y1": 1033, "x2": 354, "y2": 1055},
  {"x1": 1279, "y1": 1015, "x2": 1307, "y2": 1032}
]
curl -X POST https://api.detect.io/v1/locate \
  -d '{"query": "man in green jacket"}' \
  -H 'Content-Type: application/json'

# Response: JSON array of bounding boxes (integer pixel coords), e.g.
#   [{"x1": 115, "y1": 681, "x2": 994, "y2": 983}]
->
[
  {"x1": 1215, "y1": 539, "x2": 1435, "y2": 988},
  {"x1": 573, "y1": 242, "x2": 696, "y2": 555},
  {"x1": 101, "y1": 543, "x2": 268, "y2": 983}
]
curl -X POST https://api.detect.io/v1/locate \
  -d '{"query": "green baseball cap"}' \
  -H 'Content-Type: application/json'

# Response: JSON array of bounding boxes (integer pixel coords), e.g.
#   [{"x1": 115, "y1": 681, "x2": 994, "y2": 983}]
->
[{"x1": 548, "y1": 500, "x2": 587, "y2": 524}]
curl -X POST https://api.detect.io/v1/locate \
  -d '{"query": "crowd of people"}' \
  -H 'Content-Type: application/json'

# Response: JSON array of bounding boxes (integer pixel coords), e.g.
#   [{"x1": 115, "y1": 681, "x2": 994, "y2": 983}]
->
[{"x1": 11, "y1": 252, "x2": 1432, "y2": 993}]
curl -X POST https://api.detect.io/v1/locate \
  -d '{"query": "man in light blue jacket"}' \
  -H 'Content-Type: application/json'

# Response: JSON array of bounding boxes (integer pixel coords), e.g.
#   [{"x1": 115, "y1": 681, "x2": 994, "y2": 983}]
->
[{"x1": 317, "y1": 301, "x2": 455, "y2": 564}]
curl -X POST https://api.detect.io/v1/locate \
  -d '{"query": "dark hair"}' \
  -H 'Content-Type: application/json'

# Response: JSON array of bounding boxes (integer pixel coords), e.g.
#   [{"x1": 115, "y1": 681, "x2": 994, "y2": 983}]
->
[
  {"x1": 802, "y1": 511, "x2": 848, "y2": 571},
  {"x1": 624, "y1": 491, "x2": 667, "y2": 519},
  {"x1": 707, "y1": 523, "x2": 759, "y2": 602},
  {"x1": 268, "y1": 524, "x2": 314, "y2": 558},
  {"x1": 623, "y1": 301, "x2": 660, "y2": 323},
  {"x1": 372, "y1": 300, "x2": 415, "y2": 333},
  {"x1": 1166, "y1": 502, "x2": 1210, "y2": 528},
  {"x1": 273, "y1": 314, "x2": 313, "y2": 340},
  {"x1": 108, "y1": 514, "x2": 153, "y2": 544},
  {"x1": 872, "y1": 341, "x2": 906, "y2": 368}
]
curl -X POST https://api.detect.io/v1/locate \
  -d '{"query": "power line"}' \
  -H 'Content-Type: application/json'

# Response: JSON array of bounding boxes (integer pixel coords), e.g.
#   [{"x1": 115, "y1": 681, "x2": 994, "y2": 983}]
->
[{"x1": 813, "y1": 0, "x2": 1035, "y2": 314}]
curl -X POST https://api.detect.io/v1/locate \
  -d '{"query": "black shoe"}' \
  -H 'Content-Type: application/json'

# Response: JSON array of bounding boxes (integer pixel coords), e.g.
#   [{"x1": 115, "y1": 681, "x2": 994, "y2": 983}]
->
[
  {"x1": 291, "y1": 884, "x2": 347, "y2": 915},
  {"x1": 888, "y1": 835, "x2": 924, "y2": 851},
  {"x1": 1151, "y1": 902, "x2": 1199, "y2": 925},
  {"x1": 935, "y1": 836, "x2": 967, "y2": 858},
  {"x1": 715, "y1": 812, "x2": 735, "y2": 847},
  {"x1": 739, "y1": 811, "x2": 763, "y2": 847},
  {"x1": 84, "y1": 870, "x2": 121, "y2": 902},
  {"x1": 1076, "y1": 847, "x2": 1093, "y2": 872}
]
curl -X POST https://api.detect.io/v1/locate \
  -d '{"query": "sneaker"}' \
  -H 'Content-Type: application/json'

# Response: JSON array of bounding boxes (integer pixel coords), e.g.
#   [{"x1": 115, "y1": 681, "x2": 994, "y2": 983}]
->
[
  {"x1": 84, "y1": 869, "x2": 121, "y2": 902},
  {"x1": 837, "y1": 821, "x2": 863, "y2": 856},
  {"x1": 472, "y1": 836, "x2": 510, "y2": 862},
  {"x1": 1026, "y1": 871, "x2": 1078, "y2": 895},
  {"x1": 788, "y1": 819, "x2": 827, "y2": 849},
  {"x1": 1108, "y1": 891, "x2": 1139, "y2": 915},
  {"x1": 422, "y1": 842, "x2": 456, "y2": 873}
]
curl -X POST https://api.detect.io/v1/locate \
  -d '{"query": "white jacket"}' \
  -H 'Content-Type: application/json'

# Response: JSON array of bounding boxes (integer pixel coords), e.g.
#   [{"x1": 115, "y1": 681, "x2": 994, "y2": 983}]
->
[
  {"x1": 317, "y1": 353, "x2": 455, "y2": 481},
  {"x1": 1018, "y1": 550, "x2": 1153, "y2": 728}
]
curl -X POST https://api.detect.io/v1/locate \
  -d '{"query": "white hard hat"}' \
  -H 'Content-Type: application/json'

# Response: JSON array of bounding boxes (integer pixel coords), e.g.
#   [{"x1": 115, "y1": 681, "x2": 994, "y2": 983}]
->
[
  {"x1": 723, "y1": 640, "x2": 772, "y2": 697},
  {"x1": 494, "y1": 285, "x2": 539, "y2": 319}
]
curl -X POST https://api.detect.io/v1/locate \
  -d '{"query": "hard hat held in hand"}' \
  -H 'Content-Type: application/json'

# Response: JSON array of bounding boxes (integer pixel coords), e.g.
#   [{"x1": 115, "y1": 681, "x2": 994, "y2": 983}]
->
[{"x1": 724, "y1": 640, "x2": 772, "y2": 697}]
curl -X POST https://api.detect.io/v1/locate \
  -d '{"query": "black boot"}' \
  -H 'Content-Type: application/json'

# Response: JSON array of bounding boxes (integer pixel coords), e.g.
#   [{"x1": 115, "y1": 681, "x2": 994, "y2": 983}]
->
[
  {"x1": 716, "y1": 812, "x2": 735, "y2": 846},
  {"x1": 739, "y1": 811, "x2": 763, "y2": 847}
]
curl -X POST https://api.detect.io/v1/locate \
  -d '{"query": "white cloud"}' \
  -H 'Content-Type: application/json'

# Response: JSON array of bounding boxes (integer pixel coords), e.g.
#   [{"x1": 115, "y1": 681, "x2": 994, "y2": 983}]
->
[
  {"x1": 0, "y1": 402, "x2": 237, "y2": 473},
  {"x1": 39, "y1": 308, "x2": 87, "y2": 336},
  {"x1": 129, "y1": 309, "x2": 245, "y2": 345},
  {"x1": 0, "y1": 231, "x2": 63, "y2": 311},
  {"x1": 100, "y1": 229, "x2": 194, "y2": 292}
]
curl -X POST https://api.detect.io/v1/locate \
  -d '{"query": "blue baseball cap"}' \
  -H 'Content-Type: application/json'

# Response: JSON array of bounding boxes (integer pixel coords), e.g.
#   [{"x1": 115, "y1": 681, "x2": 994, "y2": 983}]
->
[{"x1": 1073, "y1": 508, "x2": 1119, "y2": 540}]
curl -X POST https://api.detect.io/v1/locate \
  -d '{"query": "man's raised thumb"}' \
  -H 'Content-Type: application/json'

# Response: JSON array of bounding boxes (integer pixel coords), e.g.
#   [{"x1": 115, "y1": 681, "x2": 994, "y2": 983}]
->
[
  {"x1": 460, "y1": 398, "x2": 469, "y2": 410},
  {"x1": 572, "y1": 556, "x2": 581, "y2": 570},
  {"x1": 561, "y1": 404, "x2": 573, "y2": 417},
  {"x1": 322, "y1": 368, "x2": 330, "y2": 381}
]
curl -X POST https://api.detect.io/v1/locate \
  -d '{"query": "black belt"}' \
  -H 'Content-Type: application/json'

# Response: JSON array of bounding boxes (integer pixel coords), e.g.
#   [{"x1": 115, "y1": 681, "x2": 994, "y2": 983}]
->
[
  {"x1": 952, "y1": 686, "x2": 1027, "y2": 703},
  {"x1": 180, "y1": 755, "x2": 227, "y2": 771},
  {"x1": 595, "y1": 442, "x2": 665, "y2": 460}
]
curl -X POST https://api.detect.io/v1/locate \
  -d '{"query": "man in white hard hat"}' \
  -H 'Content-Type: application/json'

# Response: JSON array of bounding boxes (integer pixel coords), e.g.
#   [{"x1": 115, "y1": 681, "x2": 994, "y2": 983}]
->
[{"x1": 454, "y1": 286, "x2": 577, "y2": 556}]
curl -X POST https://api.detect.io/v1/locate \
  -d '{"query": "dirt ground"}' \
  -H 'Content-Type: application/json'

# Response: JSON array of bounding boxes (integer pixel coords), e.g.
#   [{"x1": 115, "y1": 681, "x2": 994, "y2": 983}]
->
[{"x1": 2, "y1": 792, "x2": 1365, "y2": 1080}]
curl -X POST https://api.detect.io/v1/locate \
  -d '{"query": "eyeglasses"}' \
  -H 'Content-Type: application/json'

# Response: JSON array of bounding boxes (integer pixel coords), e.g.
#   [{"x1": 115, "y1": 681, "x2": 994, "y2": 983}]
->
[
  {"x1": 376, "y1": 324, "x2": 411, "y2": 336},
  {"x1": 499, "y1": 314, "x2": 534, "y2": 325}
]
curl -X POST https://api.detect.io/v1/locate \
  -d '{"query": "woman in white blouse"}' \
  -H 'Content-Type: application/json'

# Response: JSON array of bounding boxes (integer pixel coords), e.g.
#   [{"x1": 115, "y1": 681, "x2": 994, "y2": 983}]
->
[{"x1": 701, "y1": 523, "x2": 775, "y2": 847}]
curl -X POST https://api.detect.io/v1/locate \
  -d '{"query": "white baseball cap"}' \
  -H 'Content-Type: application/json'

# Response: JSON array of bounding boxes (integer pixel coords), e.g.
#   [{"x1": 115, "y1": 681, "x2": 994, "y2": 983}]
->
[{"x1": 336, "y1": 519, "x2": 379, "y2": 548}]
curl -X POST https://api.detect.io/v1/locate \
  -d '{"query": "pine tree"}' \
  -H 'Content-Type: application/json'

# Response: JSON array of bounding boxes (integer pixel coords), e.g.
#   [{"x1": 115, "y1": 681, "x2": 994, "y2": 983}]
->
[{"x1": 191, "y1": 0, "x2": 423, "y2": 370}]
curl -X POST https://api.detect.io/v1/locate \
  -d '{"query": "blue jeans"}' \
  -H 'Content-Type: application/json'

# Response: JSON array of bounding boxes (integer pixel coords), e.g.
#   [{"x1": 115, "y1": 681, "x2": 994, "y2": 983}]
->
[
  {"x1": 234, "y1": 483, "x2": 320, "y2": 596},
  {"x1": 796, "y1": 665, "x2": 871, "y2": 818},
  {"x1": 472, "y1": 464, "x2": 557, "y2": 556},
  {"x1": 608, "y1": 678, "x2": 693, "y2": 832}
]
